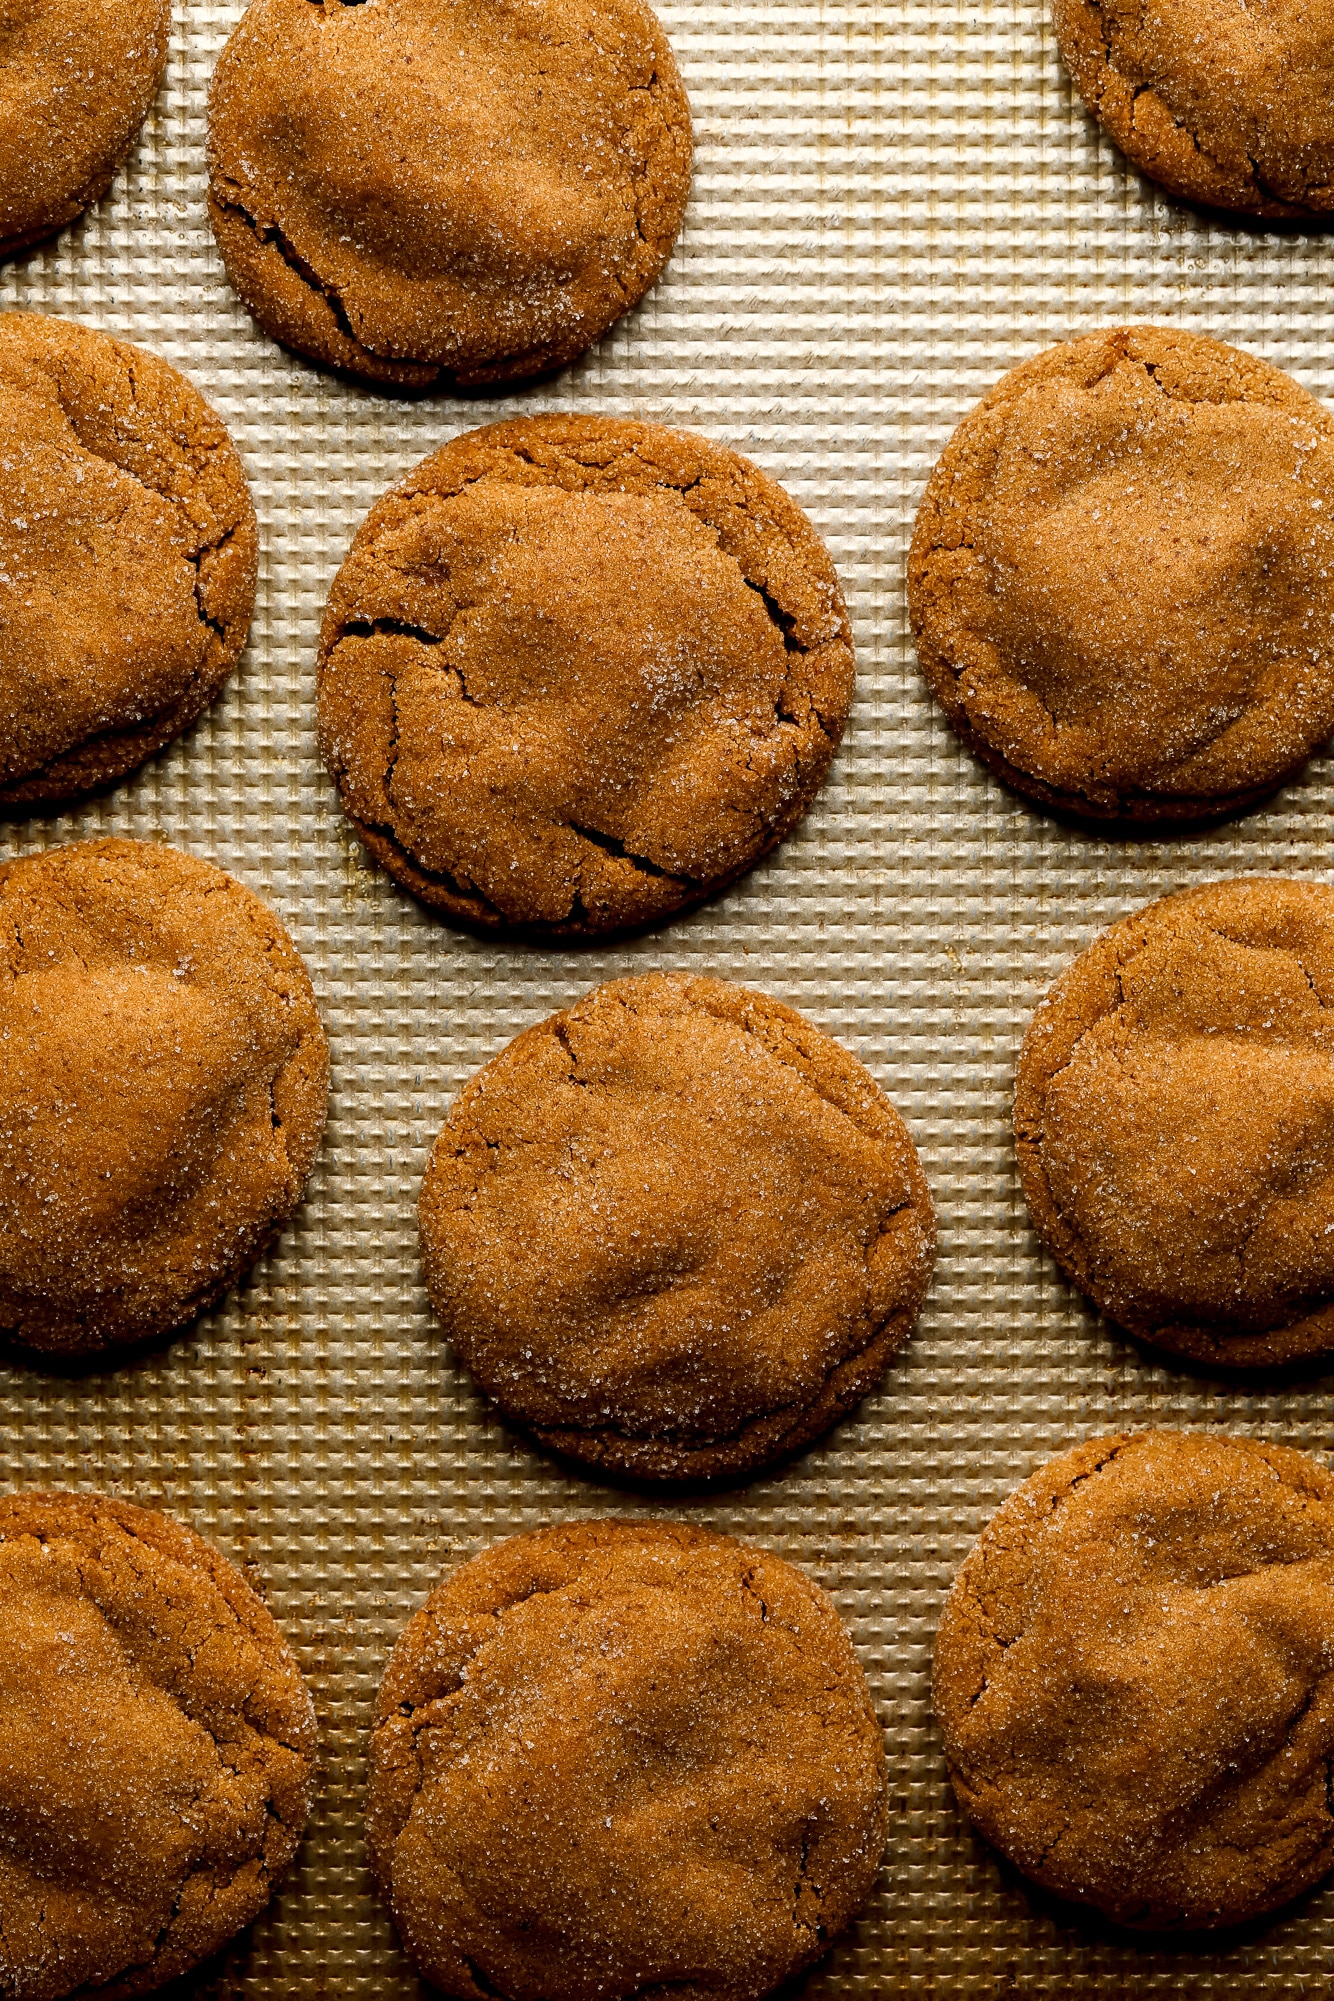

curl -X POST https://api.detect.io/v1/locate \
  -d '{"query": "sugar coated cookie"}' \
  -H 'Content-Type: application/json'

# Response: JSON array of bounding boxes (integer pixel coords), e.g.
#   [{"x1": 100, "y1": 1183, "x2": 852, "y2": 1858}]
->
[
  {"x1": 1015, "y1": 875, "x2": 1334, "y2": 1368},
  {"x1": 0, "y1": 315, "x2": 257, "y2": 809},
  {"x1": 934, "y1": 1431, "x2": 1334, "y2": 1928},
  {"x1": 368, "y1": 1519, "x2": 887, "y2": 2000},
  {"x1": 0, "y1": 0, "x2": 169, "y2": 256},
  {"x1": 0, "y1": 839, "x2": 328, "y2": 1358},
  {"x1": 206, "y1": 0, "x2": 692, "y2": 388},
  {"x1": 419, "y1": 972, "x2": 935, "y2": 1482},
  {"x1": 1055, "y1": 0, "x2": 1334, "y2": 219},
  {"x1": 0, "y1": 1489, "x2": 315, "y2": 1998},
  {"x1": 909, "y1": 326, "x2": 1334, "y2": 824},
  {"x1": 318, "y1": 416, "x2": 853, "y2": 936}
]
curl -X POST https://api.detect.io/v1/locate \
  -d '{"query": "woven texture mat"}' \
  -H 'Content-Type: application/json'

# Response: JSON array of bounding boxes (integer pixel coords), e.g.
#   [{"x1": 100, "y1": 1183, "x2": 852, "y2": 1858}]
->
[{"x1": 5, "y1": 0, "x2": 1334, "y2": 1993}]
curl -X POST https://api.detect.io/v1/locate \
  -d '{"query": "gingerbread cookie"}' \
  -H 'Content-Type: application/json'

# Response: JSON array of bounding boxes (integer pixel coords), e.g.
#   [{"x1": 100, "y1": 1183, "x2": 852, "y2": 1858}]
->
[
  {"x1": 0, "y1": 0, "x2": 169, "y2": 256},
  {"x1": 0, "y1": 1488, "x2": 316, "y2": 1997},
  {"x1": 1015, "y1": 875, "x2": 1334, "y2": 1368},
  {"x1": 0, "y1": 315, "x2": 257, "y2": 809},
  {"x1": 368, "y1": 1519, "x2": 887, "y2": 2000},
  {"x1": 0, "y1": 839, "x2": 328, "y2": 1358},
  {"x1": 419, "y1": 972, "x2": 935, "y2": 1482},
  {"x1": 934, "y1": 1431, "x2": 1334, "y2": 1929},
  {"x1": 1054, "y1": 0, "x2": 1334, "y2": 219},
  {"x1": 206, "y1": 0, "x2": 692, "y2": 388},
  {"x1": 318, "y1": 416, "x2": 853, "y2": 936},
  {"x1": 909, "y1": 326, "x2": 1334, "y2": 824}
]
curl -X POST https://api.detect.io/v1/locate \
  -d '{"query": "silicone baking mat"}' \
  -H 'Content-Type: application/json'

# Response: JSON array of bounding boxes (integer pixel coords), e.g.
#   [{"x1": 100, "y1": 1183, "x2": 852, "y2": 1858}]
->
[{"x1": 5, "y1": 0, "x2": 1334, "y2": 1992}]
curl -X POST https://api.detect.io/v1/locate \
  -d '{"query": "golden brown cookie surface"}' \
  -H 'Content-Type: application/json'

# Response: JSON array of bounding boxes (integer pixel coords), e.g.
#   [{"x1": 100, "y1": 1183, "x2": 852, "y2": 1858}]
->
[
  {"x1": 0, "y1": 0, "x2": 169, "y2": 256},
  {"x1": 0, "y1": 315, "x2": 257, "y2": 809},
  {"x1": 0, "y1": 839, "x2": 328, "y2": 1358},
  {"x1": 318, "y1": 417, "x2": 853, "y2": 936},
  {"x1": 1015, "y1": 876, "x2": 1334, "y2": 1368},
  {"x1": 934, "y1": 1431, "x2": 1334, "y2": 1929},
  {"x1": 1054, "y1": 0, "x2": 1334, "y2": 218},
  {"x1": 908, "y1": 326, "x2": 1334, "y2": 824},
  {"x1": 0, "y1": 1488, "x2": 316, "y2": 2000},
  {"x1": 367, "y1": 1519, "x2": 887, "y2": 2001},
  {"x1": 206, "y1": 0, "x2": 692, "y2": 388},
  {"x1": 419, "y1": 972, "x2": 935, "y2": 1482}
]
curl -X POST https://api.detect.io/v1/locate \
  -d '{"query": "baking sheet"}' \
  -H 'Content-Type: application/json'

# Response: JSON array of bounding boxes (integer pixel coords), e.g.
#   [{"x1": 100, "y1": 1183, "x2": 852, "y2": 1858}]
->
[{"x1": 5, "y1": 0, "x2": 1334, "y2": 1991}]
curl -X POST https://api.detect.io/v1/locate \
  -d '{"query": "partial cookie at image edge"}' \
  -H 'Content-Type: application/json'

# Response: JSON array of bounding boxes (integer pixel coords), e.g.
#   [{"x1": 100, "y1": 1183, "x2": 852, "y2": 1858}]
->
[{"x1": 367, "y1": 1517, "x2": 888, "y2": 2001}]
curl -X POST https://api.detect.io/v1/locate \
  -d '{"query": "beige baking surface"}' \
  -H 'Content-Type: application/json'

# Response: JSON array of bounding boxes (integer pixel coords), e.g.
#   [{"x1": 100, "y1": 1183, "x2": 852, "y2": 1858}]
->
[{"x1": 5, "y1": 0, "x2": 1334, "y2": 1992}]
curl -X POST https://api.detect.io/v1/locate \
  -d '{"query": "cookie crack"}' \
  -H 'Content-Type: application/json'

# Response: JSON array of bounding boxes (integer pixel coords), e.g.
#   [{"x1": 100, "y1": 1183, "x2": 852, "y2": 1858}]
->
[
  {"x1": 742, "y1": 577, "x2": 805, "y2": 656},
  {"x1": 215, "y1": 190, "x2": 363, "y2": 350},
  {"x1": 1053, "y1": 1441, "x2": 1129, "y2": 1512},
  {"x1": 351, "y1": 803, "x2": 509, "y2": 920},
  {"x1": 793, "y1": 1823, "x2": 826, "y2": 1939},
  {"x1": 342, "y1": 615, "x2": 491, "y2": 709},
  {"x1": 553, "y1": 1019, "x2": 591, "y2": 1086},
  {"x1": 567, "y1": 820, "x2": 701, "y2": 887},
  {"x1": 39, "y1": 369, "x2": 245, "y2": 657},
  {"x1": 344, "y1": 615, "x2": 443, "y2": 647},
  {"x1": 384, "y1": 667, "x2": 403, "y2": 796},
  {"x1": 1290, "y1": 950, "x2": 1325, "y2": 1005},
  {"x1": 739, "y1": 1565, "x2": 770, "y2": 1623},
  {"x1": 362, "y1": 673, "x2": 505, "y2": 917},
  {"x1": 186, "y1": 523, "x2": 237, "y2": 648},
  {"x1": 1032, "y1": 1818, "x2": 1072, "y2": 1875}
]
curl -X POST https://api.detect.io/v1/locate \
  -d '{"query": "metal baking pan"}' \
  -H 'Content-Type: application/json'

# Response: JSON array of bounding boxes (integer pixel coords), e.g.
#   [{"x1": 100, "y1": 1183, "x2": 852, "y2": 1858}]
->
[{"x1": 3, "y1": 0, "x2": 1332, "y2": 1990}]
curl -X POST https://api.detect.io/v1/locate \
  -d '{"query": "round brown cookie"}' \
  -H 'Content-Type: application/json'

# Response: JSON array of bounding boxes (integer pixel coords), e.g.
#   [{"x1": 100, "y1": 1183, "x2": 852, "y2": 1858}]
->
[
  {"x1": 0, "y1": 1488, "x2": 316, "y2": 1999},
  {"x1": 206, "y1": 0, "x2": 692, "y2": 390},
  {"x1": 1015, "y1": 876, "x2": 1334, "y2": 1369},
  {"x1": 1054, "y1": 0, "x2": 1334, "y2": 219},
  {"x1": 908, "y1": 325, "x2": 1334, "y2": 825},
  {"x1": 0, "y1": 838, "x2": 328, "y2": 1358},
  {"x1": 934, "y1": 1430, "x2": 1334, "y2": 1929},
  {"x1": 318, "y1": 416, "x2": 853, "y2": 937},
  {"x1": 367, "y1": 1518, "x2": 887, "y2": 2001},
  {"x1": 0, "y1": 0, "x2": 169, "y2": 257},
  {"x1": 0, "y1": 315, "x2": 257, "y2": 810},
  {"x1": 419, "y1": 972, "x2": 935, "y2": 1483}
]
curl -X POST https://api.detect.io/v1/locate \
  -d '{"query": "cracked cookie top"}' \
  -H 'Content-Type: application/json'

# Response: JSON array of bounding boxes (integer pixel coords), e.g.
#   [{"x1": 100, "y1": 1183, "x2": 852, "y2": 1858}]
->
[
  {"x1": 367, "y1": 1518, "x2": 887, "y2": 2001},
  {"x1": 1053, "y1": 0, "x2": 1334, "y2": 218},
  {"x1": 205, "y1": 0, "x2": 692, "y2": 389},
  {"x1": 0, "y1": 1488, "x2": 316, "y2": 2000},
  {"x1": 0, "y1": 314, "x2": 257, "y2": 809},
  {"x1": 1015, "y1": 876, "x2": 1334, "y2": 1368},
  {"x1": 934, "y1": 1430, "x2": 1334, "y2": 1929},
  {"x1": 418, "y1": 972, "x2": 936, "y2": 1484},
  {"x1": 0, "y1": 0, "x2": 169, "y2": 256},
  {"x1": 317, "y1": 416, "x2": 854, "y2": 936},
  {"x1": 0, "y1": 839, "x2": 329, "y2": 1358},
  {"x1": 908, "y1": 325, "x2": 1334, "y2": 824}
]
